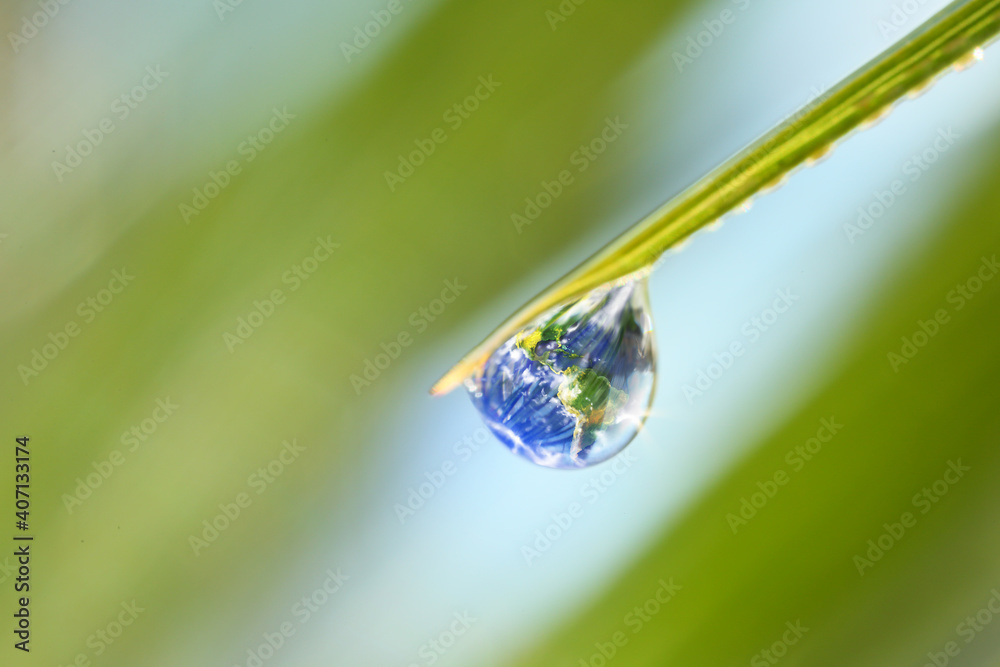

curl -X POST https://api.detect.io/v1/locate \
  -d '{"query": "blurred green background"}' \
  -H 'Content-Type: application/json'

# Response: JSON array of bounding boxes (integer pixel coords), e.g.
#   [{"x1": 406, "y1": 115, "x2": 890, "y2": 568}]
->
[{"x1": 2, "y1": 0, "x2": 1000, "y2": 665}]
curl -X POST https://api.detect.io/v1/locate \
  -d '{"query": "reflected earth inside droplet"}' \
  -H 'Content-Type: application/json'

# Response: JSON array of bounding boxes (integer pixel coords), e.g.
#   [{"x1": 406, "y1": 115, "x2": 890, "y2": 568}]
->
[{"x1": 465, "y1": 278, "x2": 656, "y2": 469}]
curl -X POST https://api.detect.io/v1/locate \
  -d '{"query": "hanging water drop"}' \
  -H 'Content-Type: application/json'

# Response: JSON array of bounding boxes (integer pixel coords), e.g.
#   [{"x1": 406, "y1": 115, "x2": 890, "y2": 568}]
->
[{"x1": 465, "y1": 277, "x2": 656, "y2": 469}]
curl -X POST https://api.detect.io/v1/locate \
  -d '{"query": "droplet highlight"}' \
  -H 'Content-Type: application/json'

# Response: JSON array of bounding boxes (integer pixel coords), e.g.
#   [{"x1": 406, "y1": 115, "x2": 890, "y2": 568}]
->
[
  {"x1": 953, "y1": 46, "x2": 984, "y2": 72},
  {"x1": 465, "y1": 278, "x2": 656, "y2": 469}
]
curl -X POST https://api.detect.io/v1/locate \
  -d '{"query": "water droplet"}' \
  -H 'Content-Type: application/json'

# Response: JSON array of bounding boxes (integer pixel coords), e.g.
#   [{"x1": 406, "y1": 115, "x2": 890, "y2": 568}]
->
[
  {"x1": 805, "y1": 143, "x2": 834, "y2": 166},
  {"x1": 906, "y1": 76, "x2": 936, "y2": 100},
  {"x1": 761, "y1": 174, "x2": 789, "y2": 194},
  {"x1": 860, "y1": 105, "x2": 891, "y2": 130},
  {"x1": 953, "y1": 47, "x2": 984, "y2": 72},
  {"x1": 465, "y1": 278, "x2": 656, "y2": 469}
]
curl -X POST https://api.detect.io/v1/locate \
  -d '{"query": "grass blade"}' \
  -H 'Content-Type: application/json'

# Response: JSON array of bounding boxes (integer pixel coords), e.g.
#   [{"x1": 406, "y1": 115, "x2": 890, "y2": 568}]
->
[{"x1": 432, "y1": 0, "x2": 1000, "y2": 396}]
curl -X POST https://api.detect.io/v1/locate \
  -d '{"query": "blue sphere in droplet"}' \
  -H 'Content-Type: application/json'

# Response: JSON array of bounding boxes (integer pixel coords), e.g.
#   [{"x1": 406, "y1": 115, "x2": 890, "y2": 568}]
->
[{"x1": 465, "y1": 279, "x2": 656, "y2": 469}]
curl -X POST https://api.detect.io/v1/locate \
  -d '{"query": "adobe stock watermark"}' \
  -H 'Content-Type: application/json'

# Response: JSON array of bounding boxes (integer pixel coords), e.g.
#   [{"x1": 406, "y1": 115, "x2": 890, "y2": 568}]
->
[
  {"x1": 62, "y1": 397, "x2": 180, "y2": 514},
  {"x1": 393, "y1": 427, "x2": 490, "y2": 524},
  {"x1": 179, "y1": 107, "x2": 296, "y2": 223},
  {"x1": 55, "y1": 600, "x2": 145, "y2": 667},
  {"x1": 189, "y1": 438, "x2": 306, "y2": 556},
  {"x1": 351, "y1": 278, "x2": 467, "y2": 394},
  {"x1": 52, "y1": 66, "x2": 169, "y2": 182},
  {"x1": 512, "y1": 116, "x2": 628, "y2": 234},
  {"x1": 8, "y1": 0, "x2": 74, "y2": 54},
  {"x1": 921, "y1": 588, "x2": 1000, "y2": 667},
  {"x1": 232, "y1": 566, "x2": 349, "y2": 667},
  {"x1": 853, "y1": 459, "x2": 970, "y2": 576},
  {"x1": 726, "y1": 417, "x2": 844, "y2": 534},
  {"x1": 750, "y1": 620, "x2": 809, "y2": 667},
  {"x1": 214, "y1": 0, "x2": 249, "y2": 21},
  {"x1": 682, "y1": 288, "x2": 799, "y2": 404},
  {"x1": 17, "y1": 268, "x2": 135, "y2": 386},
  {"x1": 578, "y1": 578, "x2": 682, "y2": 667},
  {"x1": 521, "y1": 452, "x2": 638, "y2": 566},
  {"x1": 384, "y1": 76, "x2": 500, "y2": 192},
  {"x1": 0, "y1": 557, "x2": 16, "y2": 586},
  {"x1": 406, "y1": 612, "x2": 477, "y2": 667},
  {"x1": 887, "y1": 255, "x2": 998, "y2": 372},
  {"x1": 340, "y1": 0, "x2": 417, "y2": 62},
  {"x1": 672, "y1": 0, "x2": 752, "y2": 72},
  {"x1": 877, "y1": 0, "x2": 933, "y2": 40},
  {"x1": 844, "y1": 127, "x2": 959, "y2": 243},
  {"x1": 223, "y1": 236, "x2": 340, "y2": 352},
  {"x1": 545, "y1": 0, "x2": 588, "y2": 30}
]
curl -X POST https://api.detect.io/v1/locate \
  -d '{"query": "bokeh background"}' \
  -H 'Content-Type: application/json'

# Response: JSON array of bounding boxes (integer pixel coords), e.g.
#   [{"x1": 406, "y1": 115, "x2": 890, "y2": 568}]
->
[{"x1": 2, "y1": 0, "x2": 1000, "y2": 665}]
